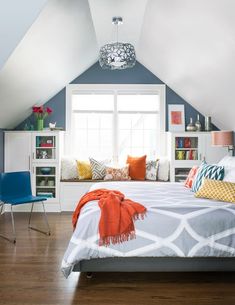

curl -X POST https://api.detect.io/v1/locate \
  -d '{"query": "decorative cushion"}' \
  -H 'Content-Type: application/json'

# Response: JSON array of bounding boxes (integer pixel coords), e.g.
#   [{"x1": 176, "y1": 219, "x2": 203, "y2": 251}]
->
[
  {"x1": 195, "y1": 178, "x2": 235, "y2": 203},
  {"x1": 146, "y1": 160, "x2": 159, "y2": 181},
  {"x1": 192, "y1": 162, "x2": 224, "y2": 193},
  {"x1": 218, "y1": 156, "x2": 235, "y2": 167},
  {"x1": 61, "y1": 157, "x2": 78, "y2": 180},
  {"x1": 89, "y1": 158, "x2": 107, "y2": 180},
  {"x1": 218, "y1": 156, "x2": 235, "y2": 182},
  {"x1": 126, "y1": 155, "x2": 147, "y2": 180},
  {"x1": 157, "y1": 157, "x2": 170, "y2": 181},
  {"x1": 104, "y1": 165, "x2": 131, "y2": 181},
  {"x1": 76, "y1": 161, "x2": 92, "y2": 180},
  {"x1": 223, "y1": 168, "x2": 235, "y2": 183},
  {"x1": 184, "y1": 166, "x2": 199, "y2": 189}
]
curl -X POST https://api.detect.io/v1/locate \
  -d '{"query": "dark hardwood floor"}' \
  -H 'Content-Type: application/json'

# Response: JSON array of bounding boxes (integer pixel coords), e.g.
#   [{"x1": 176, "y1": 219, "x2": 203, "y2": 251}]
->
[{"x1": 0, "y1": 212, "x2": 235, "y2": 305}]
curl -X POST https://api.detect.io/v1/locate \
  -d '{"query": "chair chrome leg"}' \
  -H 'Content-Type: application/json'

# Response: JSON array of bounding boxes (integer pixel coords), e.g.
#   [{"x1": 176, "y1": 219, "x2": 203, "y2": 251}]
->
[
  {"x1": 10, "y1": 205, "x2": 16, "y2": 243},
  {"x1": 0, "y1": 203, "x2": 4, "y2": 215},
  {"x1": 0, "y1": 204, "x2": 16, "y2": 244},
  {"x1": 28, "y1": 201, "x2": 51, "y2": 236},
  {"x1": 28, "y1": 202, "x2": 34, "y2": 228}
]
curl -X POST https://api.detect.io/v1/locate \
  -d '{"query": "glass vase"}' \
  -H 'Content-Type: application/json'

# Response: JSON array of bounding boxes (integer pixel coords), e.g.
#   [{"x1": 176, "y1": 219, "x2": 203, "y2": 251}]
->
[{"x1": 37, "y1": 119, "x2": 44, "y2": 131}]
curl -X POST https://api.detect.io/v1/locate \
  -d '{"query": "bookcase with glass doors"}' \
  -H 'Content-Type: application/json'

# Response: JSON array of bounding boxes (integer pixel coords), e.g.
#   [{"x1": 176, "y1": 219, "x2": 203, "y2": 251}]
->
[
  {"x1": 4, "y1": 131, "x2": 63, "y2": 211},
  {"x1": 167, "y1": 132, "x2": 227, "y2": 182}
]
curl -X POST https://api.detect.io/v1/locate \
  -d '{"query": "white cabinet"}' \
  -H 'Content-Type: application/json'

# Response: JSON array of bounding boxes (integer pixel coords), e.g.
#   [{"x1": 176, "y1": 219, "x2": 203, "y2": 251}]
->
[
  {"x1": 60, "y1": 182, "x2": 94, "y2": 211},
  {"x1": 5, "y1": 132, "x2": 31, "y2": 172},
  {"x1": 4, "y1": 131, "x2": 63, "y2": 211},
  {"x1": 167, "y1": 132, "x2": 227, "y2": 182}
]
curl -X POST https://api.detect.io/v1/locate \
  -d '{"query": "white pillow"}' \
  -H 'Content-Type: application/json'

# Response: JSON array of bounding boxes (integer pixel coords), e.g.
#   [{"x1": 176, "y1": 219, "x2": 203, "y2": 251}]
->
[
  {"x1": 218, "y1": 156, "x2": 235, "y2": 167},
  {"x1": 61, "y1": 157, "x2": 78, "y2": 180},
  {"x1": 157, "y1": 157, "x2": 169, "y2": 181},
  {"x1": 218, "y1": 156, "x2": 235, "y2": 182},
  {"x1": 223, "y1": 168, "x2": 235, "y2": 182}
]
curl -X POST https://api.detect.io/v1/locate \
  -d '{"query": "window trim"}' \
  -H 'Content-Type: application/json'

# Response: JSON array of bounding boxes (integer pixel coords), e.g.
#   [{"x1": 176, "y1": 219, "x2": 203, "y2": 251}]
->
[{"x1": 65, "y1": 84, "x2": 166, "y2": 156}]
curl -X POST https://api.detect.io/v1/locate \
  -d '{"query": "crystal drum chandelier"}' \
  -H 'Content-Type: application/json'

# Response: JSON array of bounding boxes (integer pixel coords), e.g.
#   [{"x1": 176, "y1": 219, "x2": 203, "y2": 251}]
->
[{"x1": 99, "y1": 17, "x2": 136, "y2": 70}]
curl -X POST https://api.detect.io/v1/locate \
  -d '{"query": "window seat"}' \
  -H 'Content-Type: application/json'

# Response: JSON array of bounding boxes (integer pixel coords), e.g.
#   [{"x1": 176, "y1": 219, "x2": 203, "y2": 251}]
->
[
  {"x1": 60, "y1": 179, "x2": 166, "y2": 211},
  {"x1": 60, "y1": 179, "x2": 163, "y2": 183}
]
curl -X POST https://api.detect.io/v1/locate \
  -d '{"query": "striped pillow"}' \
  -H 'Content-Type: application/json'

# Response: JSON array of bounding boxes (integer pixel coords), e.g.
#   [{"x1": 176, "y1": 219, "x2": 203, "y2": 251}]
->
[{"x1": 192, "y1": 162, "x2": 224, "y2": 193}]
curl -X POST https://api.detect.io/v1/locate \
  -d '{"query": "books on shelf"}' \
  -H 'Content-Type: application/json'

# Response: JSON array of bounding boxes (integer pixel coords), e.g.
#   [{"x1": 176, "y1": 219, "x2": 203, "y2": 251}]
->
[
  {"x1": 175, "y1": 137, "x2": 198, "y2": 149},
  {"x1": 175, "y1": 149, "x2": 198, "y2": 160},
  {"x1": 37, "y1": 191, "x2": 54, "y2": 198}
]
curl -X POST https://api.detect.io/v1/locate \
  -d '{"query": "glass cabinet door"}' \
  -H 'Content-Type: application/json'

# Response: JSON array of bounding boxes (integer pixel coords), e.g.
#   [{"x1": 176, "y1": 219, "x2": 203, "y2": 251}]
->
[
  {"x1": 33, "y1": 135, "x2": 57, "y2": 161},
  {"x1": 174, "y1": 136, "x2": 199, "y2": 161},
  {"x1": 33, "y1": 166, "x2": 57, "y2": 200}
]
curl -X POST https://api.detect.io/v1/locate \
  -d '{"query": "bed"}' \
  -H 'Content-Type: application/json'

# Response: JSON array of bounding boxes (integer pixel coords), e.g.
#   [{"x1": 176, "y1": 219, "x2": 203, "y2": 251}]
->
[{"x1": 61, "y1": 181, "x2": 235, "y2": 278}]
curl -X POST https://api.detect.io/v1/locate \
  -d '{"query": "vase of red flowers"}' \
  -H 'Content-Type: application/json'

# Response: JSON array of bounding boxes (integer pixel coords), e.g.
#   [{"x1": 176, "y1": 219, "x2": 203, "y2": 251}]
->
[{"x1": 32, "y1": 106, "x2": 53, "y2": 131}]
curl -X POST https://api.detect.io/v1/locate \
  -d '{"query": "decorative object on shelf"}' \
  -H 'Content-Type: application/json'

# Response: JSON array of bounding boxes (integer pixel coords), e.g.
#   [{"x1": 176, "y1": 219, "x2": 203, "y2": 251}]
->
[
  {"x1": 32, "y1": 106, "x2": 53, "y2": 131},
  {"x1": 195, "y1": 114, "x2": 202, "y2": 131},
  {"x1": 24, "y1": 123, "x2": 30, "y2": 131},
  {"x1": 39, "y1": 180, "x2": 46, "y2": 186},
  {"x1": 211, "y1": 130, "x2": 234, "y2": 156},
  {"x1": 48, "y1": 180, "x2": 55, "y2": 186},
  {"x1": 40, "y1": 167, "x2": 52, "y2": 175},
  {"x1": 49, "y1": 122, "x2": 56, "y2": 130},
  {"x1": 41, "y1": 151, "x2": 48, "y2": 159},
  {"x1": 184, "y1": 137, "x2": 191, "y2": 148},
  {"x1": 205, "y1": 116, "x2": 212, "y2": 131},
  {"x1": 186, "y1": 117, "x2": 197, "y2": 132},
  {"x1": 99, "y1": 16, "x2": 136, "y2": 70},
  {"x1": 168, "y1": 104, "x2": 185, "y2": 131}
]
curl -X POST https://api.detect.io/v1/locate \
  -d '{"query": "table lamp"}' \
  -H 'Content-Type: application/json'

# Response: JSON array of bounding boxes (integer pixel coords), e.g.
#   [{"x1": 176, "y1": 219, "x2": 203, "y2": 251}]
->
[{"x1": 211, "y1": 131, "x2": 234, "y2": 156}]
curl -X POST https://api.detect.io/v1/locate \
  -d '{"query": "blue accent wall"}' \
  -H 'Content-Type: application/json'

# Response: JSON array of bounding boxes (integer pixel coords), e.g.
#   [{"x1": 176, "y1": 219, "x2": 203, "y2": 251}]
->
[
  {"x1": 0, "y1": 129, "x2": 4, "y2": 172},
  {"x1": 17, "y1": 61, "x2": 213, "y2": 131}
]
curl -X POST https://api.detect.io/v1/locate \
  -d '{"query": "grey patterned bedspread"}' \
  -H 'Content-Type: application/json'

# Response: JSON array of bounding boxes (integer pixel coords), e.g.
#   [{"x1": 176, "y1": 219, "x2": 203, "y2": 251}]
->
[{"x1": 61, "y1": 182, "x2": 235, "y2": 277}]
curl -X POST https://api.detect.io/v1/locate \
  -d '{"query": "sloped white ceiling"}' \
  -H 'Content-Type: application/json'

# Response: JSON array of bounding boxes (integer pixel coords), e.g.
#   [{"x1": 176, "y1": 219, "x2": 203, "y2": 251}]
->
[
  {"x1": 0, "y1": 0, "x2": 234, "y2": 130},
  {"x1": 88, "y1": 0, "x2": 148, "y2": 47},
  {"x1": 0, "y1": 0, "x2": 98, "y2": 128},
  {"x1": 138, "y1": 0, "x2": 235, "y2": 130},
  {"x1": 0, "y1": 0, "x2": 48, "y2": 70}
]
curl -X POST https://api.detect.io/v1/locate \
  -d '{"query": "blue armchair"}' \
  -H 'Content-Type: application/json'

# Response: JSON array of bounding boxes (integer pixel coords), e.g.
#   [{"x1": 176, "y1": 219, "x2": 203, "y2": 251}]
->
[{"x1": 0, "y1": 171, "x2": 50, "y2": 243}]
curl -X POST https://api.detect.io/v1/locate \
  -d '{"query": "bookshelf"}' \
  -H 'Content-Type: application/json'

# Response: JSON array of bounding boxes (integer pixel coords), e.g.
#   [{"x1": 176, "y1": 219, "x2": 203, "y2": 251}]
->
[{"x1": 167, "y1": 132, "x2": 227, "y2": 182}]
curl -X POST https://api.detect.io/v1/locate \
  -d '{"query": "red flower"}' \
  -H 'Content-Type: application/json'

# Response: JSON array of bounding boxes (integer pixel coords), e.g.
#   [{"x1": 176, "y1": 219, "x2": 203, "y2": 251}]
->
[
  {"x1": 32, "y1": 106, "x2": 40, "y2": 113},
  {"x1": 38, "y1": 107, "x2": 44, "y2": 114},
  {"x1": 46, "y1": 107, "x2": 52, "y2": 114}
]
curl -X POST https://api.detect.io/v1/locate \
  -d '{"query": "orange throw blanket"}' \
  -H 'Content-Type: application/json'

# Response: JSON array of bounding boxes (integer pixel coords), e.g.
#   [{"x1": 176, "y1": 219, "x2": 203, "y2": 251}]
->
[{"x1": 72, "y1": 189, "x2": 146, "y2": 246}]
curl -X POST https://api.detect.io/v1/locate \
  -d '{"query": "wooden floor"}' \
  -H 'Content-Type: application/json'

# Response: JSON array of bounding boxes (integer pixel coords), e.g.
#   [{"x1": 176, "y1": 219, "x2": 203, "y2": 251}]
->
[{"x1": 0, "y1": 213, "x2": 235, "y2": 305}]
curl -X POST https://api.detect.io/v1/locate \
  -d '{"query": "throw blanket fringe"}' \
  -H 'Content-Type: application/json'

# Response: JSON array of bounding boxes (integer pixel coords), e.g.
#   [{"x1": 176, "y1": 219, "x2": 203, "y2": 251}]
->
[{"x1": 72, "y1": 189, "x2": 146, "y2": 246}]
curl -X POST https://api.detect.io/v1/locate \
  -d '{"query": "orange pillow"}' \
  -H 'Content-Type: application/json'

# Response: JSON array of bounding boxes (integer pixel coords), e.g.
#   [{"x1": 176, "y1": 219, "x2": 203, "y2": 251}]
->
[
  {"x1": 184, "y1": 166, "x2": 199, "y2": 188},
  {"x1": 127, "y1": 155, "x2": 147, "y2": 180}
]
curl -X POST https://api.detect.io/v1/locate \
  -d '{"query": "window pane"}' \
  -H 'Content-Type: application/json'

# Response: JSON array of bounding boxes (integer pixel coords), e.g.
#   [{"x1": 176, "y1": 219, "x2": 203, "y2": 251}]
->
[
  {"x1": 117, "y1": 94, "x2": 159, "y2": 111},
  {"x1": 118, "y1": 113, "x2": 159, "y2": 162},
  {"x1": 70, "y1": 91, "x2": 161, "y2": 162},
  {"x1": 87, "y1": 114, "x2": 99, "y2": 129},
  {"x1": 72, "y1": 112, "x2": 113, "y2": 159},
  {"x1": 72, "y1": 94, "x2": 113, "y2": 111}
]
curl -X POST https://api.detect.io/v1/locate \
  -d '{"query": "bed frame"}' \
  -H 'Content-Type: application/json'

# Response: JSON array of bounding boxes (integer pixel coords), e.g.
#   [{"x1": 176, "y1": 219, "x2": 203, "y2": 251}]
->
[{"x1": 73, "y1": 257, "x2": 235, "y2": 273}]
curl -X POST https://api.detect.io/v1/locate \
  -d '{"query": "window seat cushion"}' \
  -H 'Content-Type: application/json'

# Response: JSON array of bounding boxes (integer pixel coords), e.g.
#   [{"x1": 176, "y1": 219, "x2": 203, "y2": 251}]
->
[{"x1": 60, "y1": 179, "x2": 165, "y2": 183}]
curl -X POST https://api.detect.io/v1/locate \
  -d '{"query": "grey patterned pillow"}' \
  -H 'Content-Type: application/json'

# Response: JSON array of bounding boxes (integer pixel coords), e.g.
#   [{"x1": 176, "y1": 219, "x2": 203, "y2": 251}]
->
[
  {"x1": 89, "y1": 158, "x2": 107, "y2": 180},
  {"x1": 145, "y1": 160, "x2": 159, "y2": 181}
]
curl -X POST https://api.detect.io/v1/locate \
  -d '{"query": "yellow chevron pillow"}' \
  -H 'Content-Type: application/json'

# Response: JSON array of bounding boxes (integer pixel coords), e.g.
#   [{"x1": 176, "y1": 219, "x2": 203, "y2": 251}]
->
[
  {"x1": 76, "y1": 161, "x2": 92, "y2": 180},
  {"x1": 195, "y1": 178, "x2": 235, "y2": 203}
]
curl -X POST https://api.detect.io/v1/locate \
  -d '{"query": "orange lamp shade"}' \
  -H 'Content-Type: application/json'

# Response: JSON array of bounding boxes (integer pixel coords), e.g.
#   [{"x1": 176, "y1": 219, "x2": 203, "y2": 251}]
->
[{"x1": 211, "y1": 131, "x2": 234, "y2": 147}]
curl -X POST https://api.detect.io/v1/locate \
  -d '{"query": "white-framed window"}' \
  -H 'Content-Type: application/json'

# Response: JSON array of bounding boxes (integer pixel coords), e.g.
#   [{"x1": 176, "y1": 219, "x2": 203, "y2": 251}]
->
[{"x1": 65, "y1": 84, "x2": 166, "y2": 162}]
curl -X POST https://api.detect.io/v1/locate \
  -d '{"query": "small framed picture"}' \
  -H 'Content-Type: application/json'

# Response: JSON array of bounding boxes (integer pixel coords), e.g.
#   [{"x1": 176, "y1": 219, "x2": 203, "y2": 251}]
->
[{"x1": 168, "y1": 104, "x2": 185, "y2": 131}]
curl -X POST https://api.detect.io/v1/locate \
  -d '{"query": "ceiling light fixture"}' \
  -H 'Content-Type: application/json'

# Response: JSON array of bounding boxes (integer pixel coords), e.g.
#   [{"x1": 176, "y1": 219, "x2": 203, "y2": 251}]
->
[{"x1": 99, "y1": 16, "x2": 136, "y2": 70}]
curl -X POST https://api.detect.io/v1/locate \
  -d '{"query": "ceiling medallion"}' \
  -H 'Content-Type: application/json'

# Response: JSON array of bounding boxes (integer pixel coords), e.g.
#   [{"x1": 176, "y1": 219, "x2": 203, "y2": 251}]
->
[{"x1": 99, "y1": 16, "x2": 136, "y2": 70}]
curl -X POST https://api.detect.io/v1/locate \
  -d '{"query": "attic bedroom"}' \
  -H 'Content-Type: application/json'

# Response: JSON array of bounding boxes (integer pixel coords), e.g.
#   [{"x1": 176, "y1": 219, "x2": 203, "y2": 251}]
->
[{"x1": 1, "y1": 1, "x2": 235, "y2": 304}]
